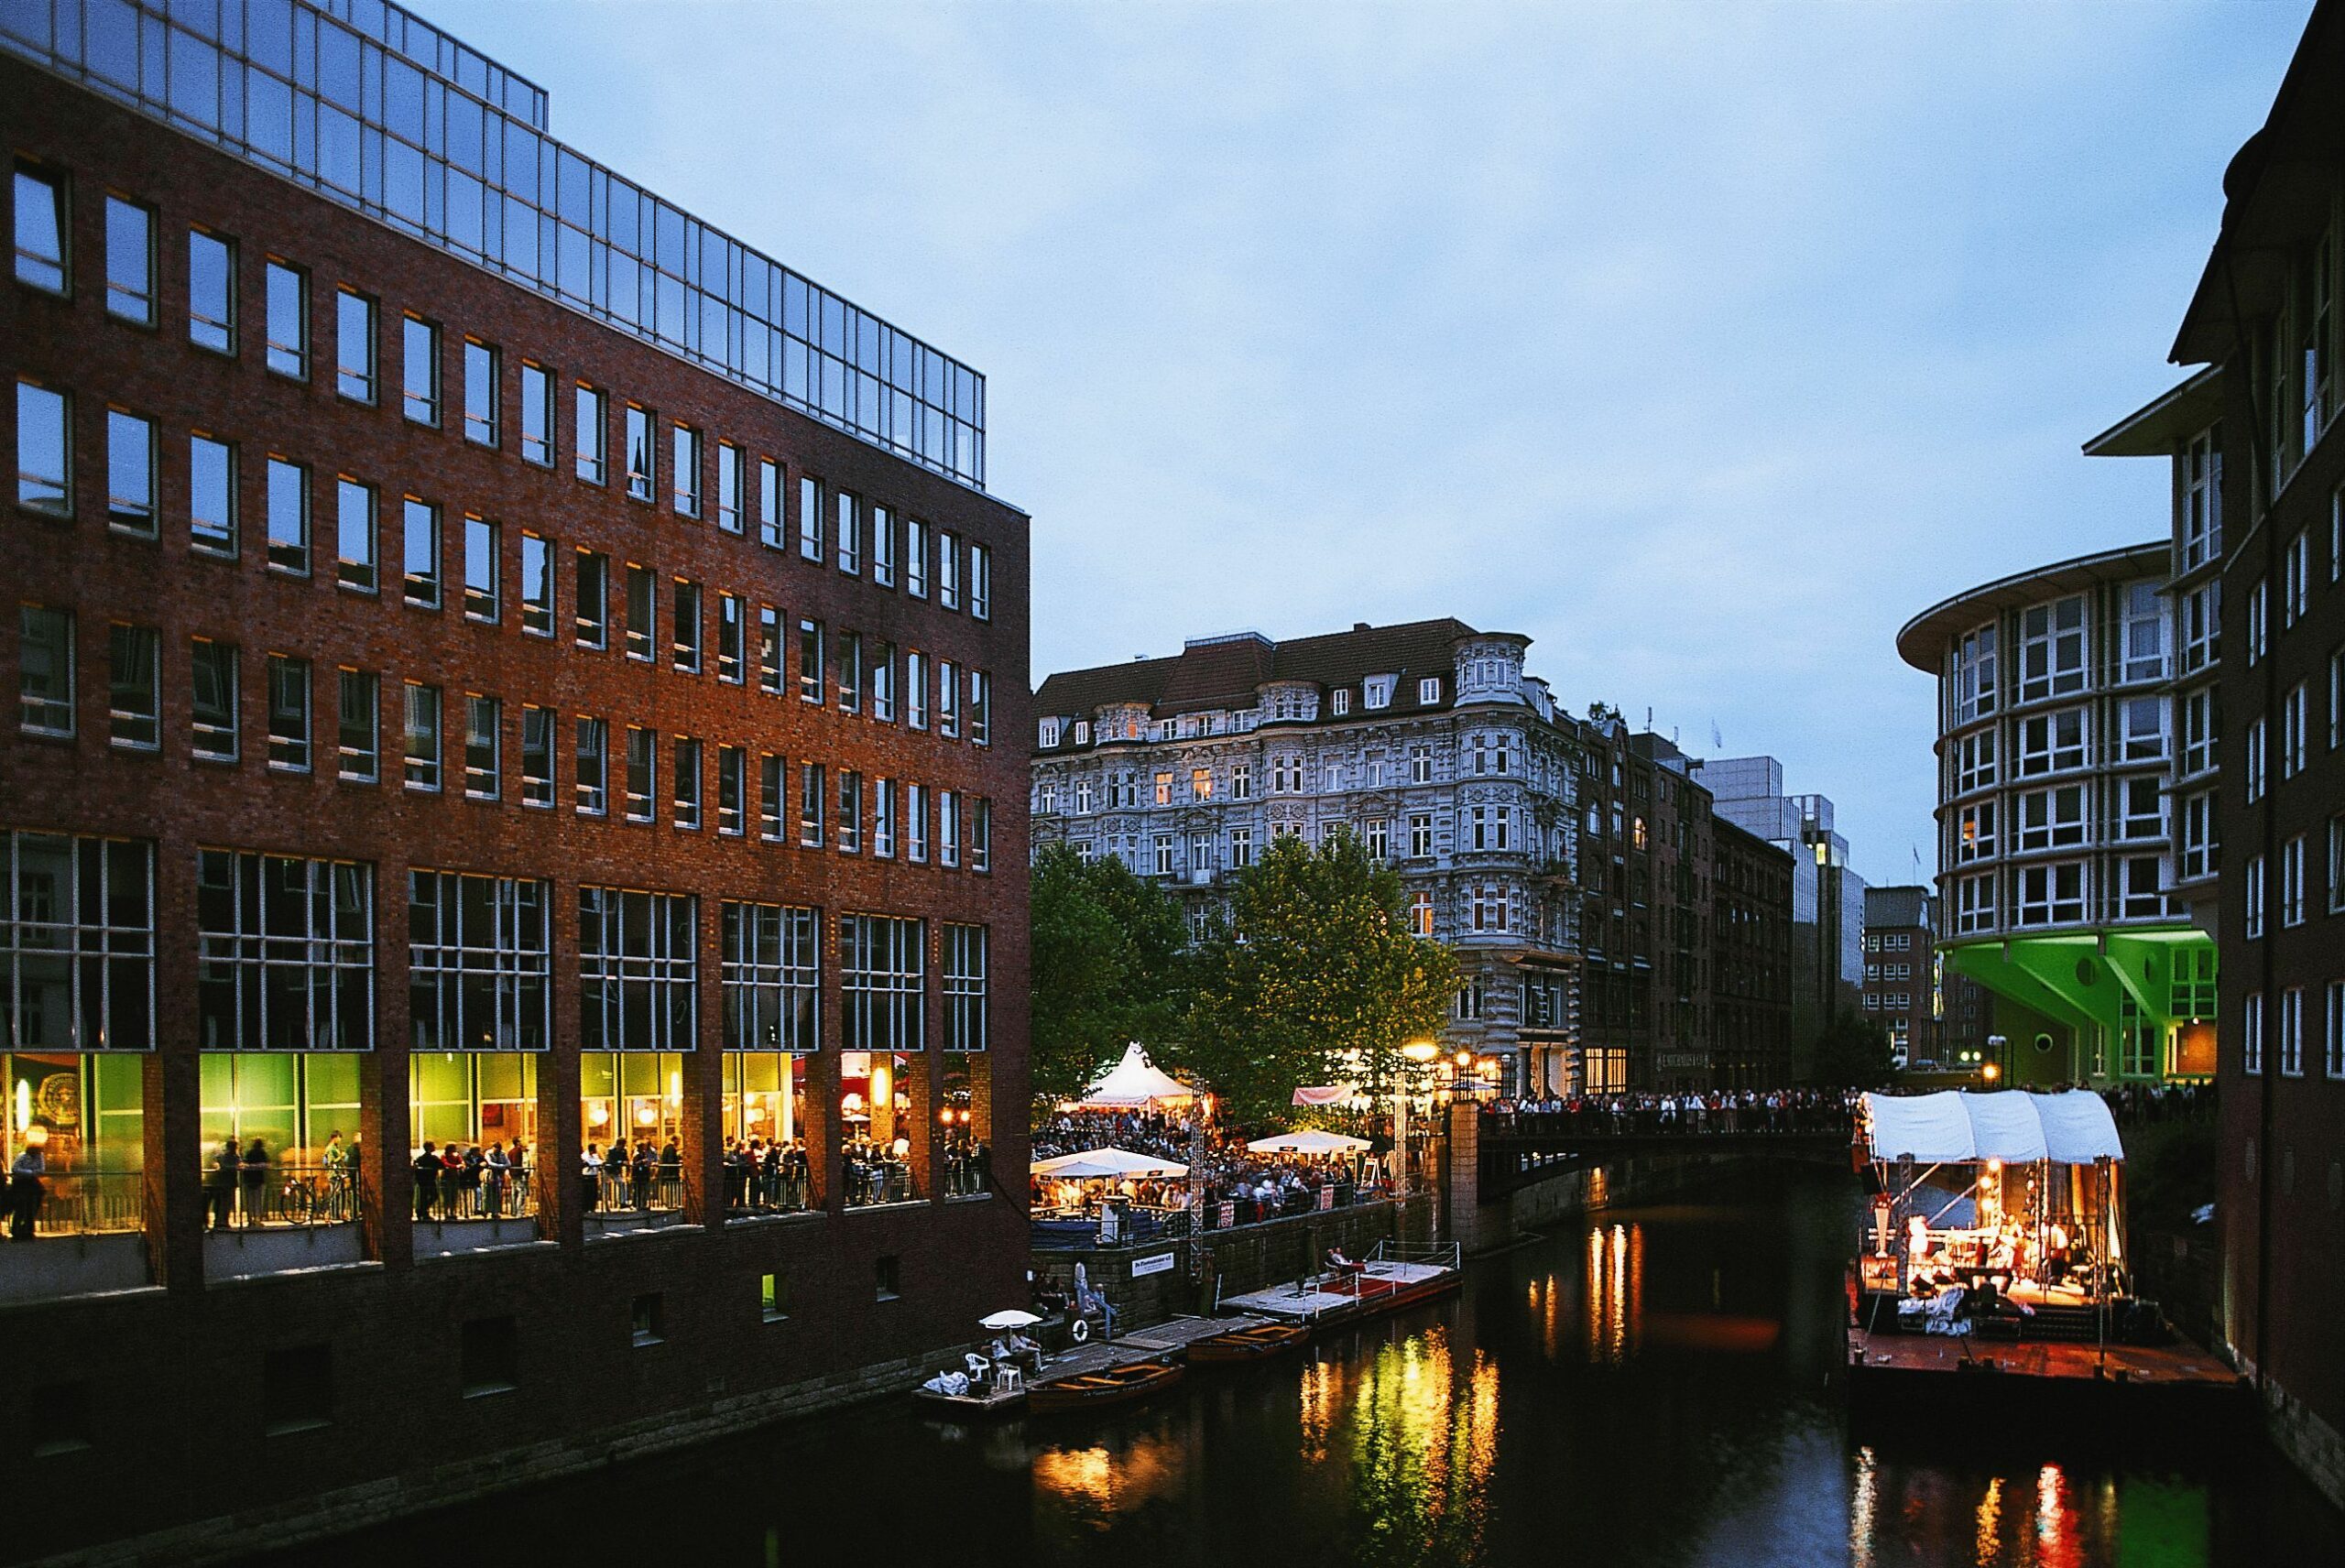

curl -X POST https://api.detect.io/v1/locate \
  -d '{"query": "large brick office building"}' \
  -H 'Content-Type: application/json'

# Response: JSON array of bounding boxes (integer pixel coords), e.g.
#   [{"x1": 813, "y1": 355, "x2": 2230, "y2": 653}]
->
[{"x1": 2, "y1": 0, "x2": 1027, "y2": 1556}]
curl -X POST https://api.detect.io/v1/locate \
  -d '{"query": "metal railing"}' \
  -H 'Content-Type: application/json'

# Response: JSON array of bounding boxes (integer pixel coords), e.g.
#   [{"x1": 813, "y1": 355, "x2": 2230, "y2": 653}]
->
[
  {"x1": 5, "y1": 1168, "x2": 144, "y2": 1238},
  {"x1": 585, "y1": 1166, "x2": 685, "y2": 1214},
  {"x1": 411, "y1": 1167, "x2": 537, "y2": 1223},
  {"x1": 724, "y1": 1162, "x2": 813, "y2": 1215},
  {"x1": 843, "y1": 1160, "x2": 916, "y2": 1208},
  {"x1": 200, "y1": 1161, "x2": 359, "y2": 1229}
]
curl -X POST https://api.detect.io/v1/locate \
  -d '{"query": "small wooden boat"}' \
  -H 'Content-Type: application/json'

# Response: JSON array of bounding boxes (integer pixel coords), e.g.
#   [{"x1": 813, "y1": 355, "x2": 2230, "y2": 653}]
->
[
  {"x1": 1186, "y1": 1320, "x2": 1312, "y2": 1364},
  {"x1": 912, "y1": 1380, "x2": 1028, "y2": 1418},
  {"x1": 1028, "y1": 1358, "x2": 1184, "y2": 1413}
]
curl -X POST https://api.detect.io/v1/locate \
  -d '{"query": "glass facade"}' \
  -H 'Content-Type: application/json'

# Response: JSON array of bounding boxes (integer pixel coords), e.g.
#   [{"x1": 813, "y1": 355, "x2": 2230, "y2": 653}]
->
[{"x1": 0, "y1": 0, "x2": 987, "y2": 487}]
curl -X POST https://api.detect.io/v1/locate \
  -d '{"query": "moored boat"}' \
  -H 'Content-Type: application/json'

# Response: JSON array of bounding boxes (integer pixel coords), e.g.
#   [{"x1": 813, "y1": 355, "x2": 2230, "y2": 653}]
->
[
  {"x1": 1186, "y1": 1320, "x2": 1312, "y2": 1364},
  {"x1": 1028, "y1": 1357, "x2": 1184, "y2": 1413}
]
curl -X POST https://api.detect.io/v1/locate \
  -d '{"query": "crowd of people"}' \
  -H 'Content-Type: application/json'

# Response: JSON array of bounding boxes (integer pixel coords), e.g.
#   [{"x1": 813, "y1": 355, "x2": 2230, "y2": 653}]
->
[
  {"x1": 1482, "y1": 1088, "x2": 1859, "y2": 1136},
  {"x1": 410, "y1": 1138, "x2": 531, "y2": 1221},
  {"x1": 1030, "y1": 1108, "x2": 1391, "y2": 1233}
]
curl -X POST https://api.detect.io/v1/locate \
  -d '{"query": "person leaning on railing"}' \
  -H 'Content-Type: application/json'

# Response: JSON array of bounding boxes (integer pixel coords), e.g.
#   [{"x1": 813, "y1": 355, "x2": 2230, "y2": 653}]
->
[{"x1": 7, "y1": 1142, "x2": 45, "y2": 1239}]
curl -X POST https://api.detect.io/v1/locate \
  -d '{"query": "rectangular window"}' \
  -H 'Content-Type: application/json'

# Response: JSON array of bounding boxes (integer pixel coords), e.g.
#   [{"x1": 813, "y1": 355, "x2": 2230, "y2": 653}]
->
[
  {"x1": 799, "y1": 475, "x2": 822, "y2": 561},
  {"x1": 2246, "y1": 719, "x2": 2266, "y2": 803},
  {"x1": 197, "y1": 852, "x2": 373, "y2": 1052},
  {"x1": 14, "y1": 165, "x2": 68, "y2": 292},
  {"x1": 938, "y1": 659, "x2": 959, "y2": 738},
  {"x1": 625, "y1": 726, "x2": 657, "y2": 822},
  {"x1": 673, "y1": 737, "x2": 703, "y2": 831},
  {"x1": 968, "y1": 670, "x2": 990, "y2": 746},
  {"x1": 2281, "y1": 836, "x2": 2305, "y2": 928},
  {"x1": 464, "y1": 340, "x2": 498, "y2": 446},
  {"x1": 575, "y1": 717, "x2": 608, "y2": 814},
  {"x1": 2182, "y1": 427, "x2": 2221, "y2": 570},
  {"x1": 757, "y1": 457, "x2": 781, "y2": 549},
  {"x1": 938, "y1": 529, "x2": 960, "y2": 609},
  {"x1": 15, "y1": 382, "x2": 70, "y2": 517},
  {"x1": 2243, "y1": 992, "x2": 2263, "y2": 1076},
  {"x1": 519, "y1": 534, "x2": 552, "y2": 636},
  {"x1": 17, "y1": 604, "x2": 74, "y2": 735},
  {"x1": 265, "y1": 260, "x2": 307, "y2": 378},
  {"x1": 464, "y1": 517, "x2": 499, "y2": 621},
  {"x1": 838, "y1": 769, "x2": 862, "y2": 853},
  {"x1": 335, "y1": 289, "x2": 375, "y2": 401},
  {"x1": 671, "y1": 424, "x2": 701, "y2": 516},
  {"x1": 105, "y1": 408, "x2": 155, "y2": 534},
  {"x1": 872, "y1": 504, "x2": 895, "y2": 586},
  {"x1": 836, "y1": 489, "x2": 859, "y2": 573},
  {"x1": 2282, "y1": 683, "x2": 2307, "y2": 778},
  {"x1": 2329, "y1": 981, "x2": 2345, "y2": 1081},
  {"x1": 266, "y1": 654, "x2": 311, "y2": 770},
  {"x1": 2279, "y1": 988, "x2": 2304, "y2": 1078},
  {"x1": 402, "y1": 315, "x2": 439, "y2": 424},
  {"x1": 758, "y1": 754, "x2": 785, "y2": 841},
  {"x1": 1950, "y1": 624, "x2": 1998, "y2": 724},
  {"x1": 565, "y1": 553, "x2": 606, "y2": 652},
  {"x1": 2245, "y1": 855, "x2": 2265, "y2": 941},
  {"x1": 104, "y1": 196, "x2": 154, "y2": 324},
  {"x1": 906, "y1": 518, "x2": 929, "y2": 597},
  {"x1": 337, "y1": 670, "x2": 379, "y2": 782},
  {"x1": 972, "y1": 799, "x2": 991, "y2": 872},
  {"x1": 907, "y1": 651, "x2": 927, "y2": 728},
  {"x1": 625, "y1": 405, "x2": 655, "y2": 501},
  {"x1": 838, "y1": 631, "x2": 862, "y2": 713},
  {"x1": 625, "y1": 565, "x2": 655, "y2": 660},
  {"x1": 969, "y1": 542, "x2": 991, "y2": 621},
  {"x1": 574, "y1": 385, "x2": 606, "y2": 484},
  {"x1": 464, "y1": 695, "x2": 501, "y2": 800},
  {"x1": 906, "y1": 783, "x2": 928, "y2": 863},
  {"x1": 717, "y1": 746, "x2": 746, "y2": 835},
  {"x1": 1410, "y1": 813, "x2": 1434, "y2": 857},
  {"x1": 0, "y1": 832, "x2": 157, "y2": 1051},
  {"x1": 672, "y1": 580, "x2": 702, "y2": 673},
  {"x1": 187, "y1": 437, "x2": 237, "y2": 557},
  {"x1": 840, "y1": 915, "x2": 925, "y2": 1051},
  {"x1": 409, "y1": 874, "x2": 551, "y2": 1051},
  {"x1": 108, "y1": 623, "x2": 158, "y2": 748},
  {"x1": 872, "y1": 641, "x2": 896, "y2": 722},
  {"x1": 191, "y1": 638, "x2": 238, "y2": 760},
  {"x1": 578, "y1": 887, "x2": 697, "y2": 1051},
  {"x1": 189, "y1": 230, "x2": 235, "y2": 354},
  {"x1": 1231, "y1": 825, "x2": 1254, "y2": 870},
  {"x1": 398, "y1": 498, "x2": 440, "y2": 607},
  {"x1": 266, "y1": 455, "x2": 309, "y2": 573},
  {"x1": 718, "y1": 594, "x2": 745, "y2": 683},
  {"x1": 799, "y1": 619, "x2": 824, "y2": 703},
  {"x1": 335, "y1": 476, "x2": 376, "y2": 592},
  {"x1": 404, "y1": 682, "x2": 442, "y2": 791},
  {"x1": 521, "y1": 705, "x2": 555, "y2": 808},
  {"x1": 2017, "y1": 597, "x2": 2086, "y2": 701},
  {"x1": 873, "y1": 778, "x2": 896, "y2": 857},
  {"x1": 2247, "y1": 578, "x2": 2267, "y2": 665},
  {"x1": 520, "y1": 363, "x2": 553, "y2": 465},
  {"x1": 944, "y1": 925, "x2": 988, "y2": 1050},
  {"x1": 940, "y1": 789, "x2": 961, "y2": 868},
  {"x1": 722, "y1": 901, "x2": 818, "y2": 1052},
  {"x1": 2285, "y1": 529, "x2": 2310, "y2": 626},
  {"x1": 800, "y1": 763, "x2": 824, "y2": 847},
  {"x1": 716, "y1": 443, "x2": 744, "y2": 534},
  {"x1": 2121, "y1": 581, "x2": 2165, "y2": 681},
  {"x1": 758, "y1": 606, "x2": 782, "y2": 693}
]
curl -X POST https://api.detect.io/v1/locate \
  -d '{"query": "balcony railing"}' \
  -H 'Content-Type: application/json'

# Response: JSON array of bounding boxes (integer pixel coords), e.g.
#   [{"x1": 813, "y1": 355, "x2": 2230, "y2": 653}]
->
[
  {"x1": 200, "y1": 1161, "x2": 359, "y2": 1230},
  {"x1": 8, "y1": 1168, "x2": 143, "y2": 1237}
]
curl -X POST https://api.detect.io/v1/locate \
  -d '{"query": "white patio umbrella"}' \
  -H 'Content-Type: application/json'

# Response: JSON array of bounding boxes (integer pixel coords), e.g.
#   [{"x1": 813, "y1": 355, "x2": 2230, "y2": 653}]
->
[
  {"x1": 979, "y1": 1309, "x2": 1042, "y2": 1331},
  {"x1": 1246, "y1": 1129, "x2": 1372, "y2": 1156},
  {"x1": 1031, "y1": 1147, "x2": 1190, "y2": 1180}
]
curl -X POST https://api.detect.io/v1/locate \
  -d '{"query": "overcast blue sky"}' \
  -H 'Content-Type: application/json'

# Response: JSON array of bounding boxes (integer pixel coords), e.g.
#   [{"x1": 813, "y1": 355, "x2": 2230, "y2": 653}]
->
[{"x1": 445, "y1": 0, "x2": 2308, "y2": 885}]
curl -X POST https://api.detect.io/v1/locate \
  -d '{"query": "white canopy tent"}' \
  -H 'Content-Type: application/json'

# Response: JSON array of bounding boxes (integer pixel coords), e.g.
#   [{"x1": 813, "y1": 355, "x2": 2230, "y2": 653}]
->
[
  {"x1": 1072, "y1": 1042, "x2": 1197, "y2": 1109},
  {"x1": 1030, "y1": 1148, "x2": 1190, "y2": 1181},
  {"x1": 1246, "y1": 1129, "x2": 1371, "y2": 1156},
  {"x1": 1860, "y1": 1090, "x2": 2124, "y2": 1165}
]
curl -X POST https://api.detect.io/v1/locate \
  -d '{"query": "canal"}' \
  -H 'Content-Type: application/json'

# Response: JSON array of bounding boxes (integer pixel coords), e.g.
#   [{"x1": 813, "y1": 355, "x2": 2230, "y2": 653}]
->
[{"x1": 264, "y1": 1164, "x2": 2342, "y2": 1566}]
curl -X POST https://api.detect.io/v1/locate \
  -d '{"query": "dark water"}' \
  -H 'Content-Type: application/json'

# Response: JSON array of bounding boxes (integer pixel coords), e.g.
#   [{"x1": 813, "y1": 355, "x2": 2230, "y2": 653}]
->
[{"x1": 261, "y1": 1166, "x2": 2342, "y2": 1566}]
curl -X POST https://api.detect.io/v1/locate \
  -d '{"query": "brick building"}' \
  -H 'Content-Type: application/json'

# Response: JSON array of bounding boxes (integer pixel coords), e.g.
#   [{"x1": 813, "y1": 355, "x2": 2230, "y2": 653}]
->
[
  {"x1": 1709, "y1": 815, "x2": 1795, "y2": 1087},
  {"x1": 2150, "y1": 0, "x2": 2345, "y2": 1508},
  {"x1": 1860, "y1": 885, "x2": 1936, "y2": 1067},
  {"x1": 2, "y1": 1, "x2": 1027, "y2": 1556}
]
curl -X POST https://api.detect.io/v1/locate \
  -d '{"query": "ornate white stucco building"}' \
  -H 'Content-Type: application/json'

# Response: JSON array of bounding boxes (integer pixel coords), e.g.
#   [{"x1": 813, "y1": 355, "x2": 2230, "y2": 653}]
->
[{"x1": 1030, "y1": 618, "x2": 1582, "y2": 1093}]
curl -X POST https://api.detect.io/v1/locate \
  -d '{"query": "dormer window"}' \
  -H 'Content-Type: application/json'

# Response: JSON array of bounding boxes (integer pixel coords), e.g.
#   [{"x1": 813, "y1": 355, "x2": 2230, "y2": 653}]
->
[
  {"x1": 1365, "y1": 677, "x2": 1393, "y2": 710},
  {"x1": 1418, "y1": 677, "x2": 1441, "y2": 704},
  {"x1": 1039, "y1": 717, "x2": 1062, "y2": 748},
  {"x1": 1074, "y1": 721, "x2": 1091, "y2": 746},
  {"x1": 1331, "y1": 689, "x2": 1351, "y2": 717}
]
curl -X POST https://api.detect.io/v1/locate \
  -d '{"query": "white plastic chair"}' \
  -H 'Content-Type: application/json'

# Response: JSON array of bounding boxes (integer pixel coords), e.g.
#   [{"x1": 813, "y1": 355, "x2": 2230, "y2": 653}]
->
[
  {"x1": 995, "y1": 1364, "x2": 1024, "y2": 1394},
  {"x1": 965, "y1": 1353, "x2": 992, "y2": 1384}
]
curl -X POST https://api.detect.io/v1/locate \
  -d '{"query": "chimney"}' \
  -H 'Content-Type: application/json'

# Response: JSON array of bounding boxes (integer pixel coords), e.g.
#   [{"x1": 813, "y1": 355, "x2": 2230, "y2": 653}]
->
[{"x1": 1353, "y1": 622, "x2": 1370, "y2": 633}]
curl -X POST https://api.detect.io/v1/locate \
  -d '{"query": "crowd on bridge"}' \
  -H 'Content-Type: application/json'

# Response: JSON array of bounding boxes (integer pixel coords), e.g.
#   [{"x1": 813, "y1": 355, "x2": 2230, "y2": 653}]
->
[{"x1": 1480, "y1": 1089, "x2": 1858, "y2": 1137}]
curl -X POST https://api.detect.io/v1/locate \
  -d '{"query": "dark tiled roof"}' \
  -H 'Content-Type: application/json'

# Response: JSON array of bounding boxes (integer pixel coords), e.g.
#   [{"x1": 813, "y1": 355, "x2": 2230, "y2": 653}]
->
[{"x1": 1034, "y1": 617, "x2": 1483, "y2": 719}]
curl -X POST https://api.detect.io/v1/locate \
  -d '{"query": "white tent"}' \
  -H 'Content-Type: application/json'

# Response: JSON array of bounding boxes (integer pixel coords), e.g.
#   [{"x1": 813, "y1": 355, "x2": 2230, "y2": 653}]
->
[
  {"x1": 1247, "y1": 1129, "x2": 1371, "y2": 1156},
  {"x1": 1074, "y1": 1042, "x2": 1197, "y2": 1108},
  {"x1": 1860, "y1": 1090, "x2": 2124, "y2": 1165},
  {"x1": 1031, "y1": 1148, "x2": 1190, "y2": 1180}
]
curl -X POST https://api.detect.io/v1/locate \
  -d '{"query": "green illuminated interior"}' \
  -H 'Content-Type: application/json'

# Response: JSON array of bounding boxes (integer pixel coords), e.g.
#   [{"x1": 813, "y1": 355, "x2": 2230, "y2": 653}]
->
[{"x1": 1942, "y1": 928, "x2": 2217, "y2": 1084}]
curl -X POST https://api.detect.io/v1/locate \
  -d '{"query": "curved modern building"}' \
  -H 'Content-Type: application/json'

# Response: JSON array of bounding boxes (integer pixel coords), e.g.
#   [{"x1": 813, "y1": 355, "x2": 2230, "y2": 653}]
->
[{"x1": 1898, "y1": 544, "x2": 2218, "y2": 1087}]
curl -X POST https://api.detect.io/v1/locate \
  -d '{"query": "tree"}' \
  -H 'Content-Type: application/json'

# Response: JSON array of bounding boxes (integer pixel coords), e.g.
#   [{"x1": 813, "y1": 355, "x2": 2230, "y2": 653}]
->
[
  {"x1": 1028, "y1": 844, "x2": 1192, "y2": 1105},
  {"x1": 1178, "y1": 829, "x2": 1459, "y2": 1126},
  {"x1": 1810, "y1": 1010, "x2": 1898, "y2": 1088}
]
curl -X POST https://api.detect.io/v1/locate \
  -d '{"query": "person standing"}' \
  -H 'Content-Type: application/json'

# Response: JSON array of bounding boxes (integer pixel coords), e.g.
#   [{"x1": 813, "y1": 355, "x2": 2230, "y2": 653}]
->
[
  {"x1": 7, "y1": 1142, "x2": 46, "y2": 1239},
  {"x1": 238, "y1": 1138, "x2": 271, "y2": 1226},
  {"x1": 412, "y1": 1141, "x2": 441, "y2": 1224},
  {"x1": 206, "y1": 1138, "x2": 238, "y2": 1230}
]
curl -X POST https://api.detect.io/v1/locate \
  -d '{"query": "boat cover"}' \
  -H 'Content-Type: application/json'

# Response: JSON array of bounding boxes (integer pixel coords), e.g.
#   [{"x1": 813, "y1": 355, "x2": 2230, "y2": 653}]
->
[{"x1": 1861, "y1": 1089, "x2": 2124, "y2": 1164}]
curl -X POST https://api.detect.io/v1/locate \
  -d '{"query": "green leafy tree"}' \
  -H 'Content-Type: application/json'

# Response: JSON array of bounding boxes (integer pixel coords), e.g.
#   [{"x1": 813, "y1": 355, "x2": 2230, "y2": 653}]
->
[
  {"x1": 1028, "y1": 843, "x2": 1192, "y2": 1105},
  {"x1": 1811, "y1": 1010, "x2": 1899, "y2": 1088},
  {"x1": 1179, "y1": 829, "x2": 1459, "y2": 1125}
]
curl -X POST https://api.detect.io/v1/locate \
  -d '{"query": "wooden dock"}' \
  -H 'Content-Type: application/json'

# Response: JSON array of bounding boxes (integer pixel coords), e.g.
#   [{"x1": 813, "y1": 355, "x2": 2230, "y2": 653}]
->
[
  {"x1": 1035, "y1": 1313, "x2": 1270, "y2": 1381},
  {"x1": 1846, "y1": 1323, "x2": 2252, "y2": 1440}
]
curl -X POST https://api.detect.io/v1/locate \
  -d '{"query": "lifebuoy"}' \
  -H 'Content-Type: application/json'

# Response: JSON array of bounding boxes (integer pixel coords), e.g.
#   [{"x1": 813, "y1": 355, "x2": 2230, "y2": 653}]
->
[{"x1": 1069, "y1": 1317, "x2": 1090, "y2": 1343}]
